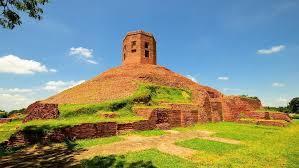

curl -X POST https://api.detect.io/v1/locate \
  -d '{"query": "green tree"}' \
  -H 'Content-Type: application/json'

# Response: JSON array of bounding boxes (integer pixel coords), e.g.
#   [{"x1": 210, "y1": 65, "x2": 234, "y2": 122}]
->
[
  {"x1": 288, "y1": 97, "x2": 299, "y2": 114},
  {"x1": 0, "y1": 0, "x2": 49, "y2": 29},
  {"x1": 0, "y1": 109, "x2": 8, "y2": 118}
]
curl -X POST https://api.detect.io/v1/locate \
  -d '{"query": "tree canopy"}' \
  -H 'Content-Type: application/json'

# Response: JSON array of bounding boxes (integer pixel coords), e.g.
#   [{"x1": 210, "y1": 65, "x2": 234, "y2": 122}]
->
[
  {"x1": 288, "y1": 97, "x2": 299, "y2": 114},
  {"x1": 0, "y1": 0, "x2": 48, "y2": 29}
]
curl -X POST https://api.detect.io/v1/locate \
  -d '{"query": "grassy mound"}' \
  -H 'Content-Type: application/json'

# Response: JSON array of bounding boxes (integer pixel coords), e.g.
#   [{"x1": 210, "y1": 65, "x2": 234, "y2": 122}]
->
[{"x1": 0, "y1": 84, "x2": 191, "y2": 143}]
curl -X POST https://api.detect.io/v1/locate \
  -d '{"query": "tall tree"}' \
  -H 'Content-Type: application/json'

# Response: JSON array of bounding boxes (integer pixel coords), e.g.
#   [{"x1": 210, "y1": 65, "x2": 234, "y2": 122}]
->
[
  {"x1": 288, "y1": 97, "x2": 299, "y2": 114},
  {"x1": 0, "y1": 0, "x2": 48, "y2": 29}
]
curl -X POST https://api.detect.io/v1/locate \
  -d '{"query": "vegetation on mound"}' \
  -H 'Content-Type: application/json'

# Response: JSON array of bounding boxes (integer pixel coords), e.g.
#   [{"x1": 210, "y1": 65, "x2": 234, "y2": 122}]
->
[
  {"x1": 240, "y1": 95, "x2": 260, "y2": 101},
  {"x1": 0, "y1": 84, "x2": 191, "y2": 143},
  {"x1": 59, "y1": 84, "x2": 191, "y2": 118}
]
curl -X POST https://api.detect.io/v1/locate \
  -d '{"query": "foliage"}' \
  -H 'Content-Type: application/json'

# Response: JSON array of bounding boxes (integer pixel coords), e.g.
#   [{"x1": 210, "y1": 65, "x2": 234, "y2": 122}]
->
[
  {"x1": 59, "y1": 84, "x2": 191, "y2": 118},
  {"x1": 176, "y1": 138, "x2": 242, "y2": 154},
  {"x1": 240, "y1": 95, "x2": 260, "y2": 101},
  {"x1": 0, "y1": 0, "x2": 49, "y2": 29},
  {"x1": 9, "y1": 108, "x2": 25, "y2": 115},
  {"x1": 291, "y1": 114, "x2": 299, "y2": 119},
  {"x1": 288, "y1": 97, "x2": 299, "y2": 114},
  {"x1": 0, "y1": 111, "x2": 8, "y2": 118},
  {"x1": 261, "y1": 106, "x2": 290, "y2": 113}
]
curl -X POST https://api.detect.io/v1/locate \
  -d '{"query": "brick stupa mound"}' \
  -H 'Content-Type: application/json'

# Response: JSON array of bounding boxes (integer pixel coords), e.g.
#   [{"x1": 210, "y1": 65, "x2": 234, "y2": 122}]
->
[{"x1": 25, "y1": 30, "x2": 291, "y2": 126}]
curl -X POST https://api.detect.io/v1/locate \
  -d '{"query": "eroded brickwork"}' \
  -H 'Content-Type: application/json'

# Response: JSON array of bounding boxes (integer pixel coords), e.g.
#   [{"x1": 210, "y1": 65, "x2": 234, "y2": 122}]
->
[{"x1": 23, "y1": 101, "x2": 59, "y2": 123}]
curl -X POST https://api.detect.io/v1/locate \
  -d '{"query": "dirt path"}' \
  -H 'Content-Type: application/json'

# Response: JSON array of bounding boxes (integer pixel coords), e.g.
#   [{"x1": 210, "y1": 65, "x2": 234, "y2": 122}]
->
[{"x1": 75, "y1": 130, "x2": 242, "y2": 160}]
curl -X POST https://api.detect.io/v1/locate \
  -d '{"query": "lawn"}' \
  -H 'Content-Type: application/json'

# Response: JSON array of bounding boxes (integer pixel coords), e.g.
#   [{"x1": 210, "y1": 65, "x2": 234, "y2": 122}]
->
[
  {"x1": 80, "y1": 121, "x2": 299, "y2": 168},
  {"x1": 81, "y1": 149, "x2": 198, "y2": 168},
  {"x1": 173, "y1": 121, "x2": 299, "y2": 168},
  {"x1": 176, "y1": 138, "x2": 242, "y2": 154},
  {"x1": 73, "y1": 136, "x2": 124, "y2": 150}
]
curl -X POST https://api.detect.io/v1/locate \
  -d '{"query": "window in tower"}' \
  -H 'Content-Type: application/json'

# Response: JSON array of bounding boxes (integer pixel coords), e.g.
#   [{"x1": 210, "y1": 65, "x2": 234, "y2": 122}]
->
[
  {"x1": 132, "y1": 49, "x2": 136, "y2": 53},
  {"x1": 131, "y1": 41, "x2": 136, "y2": 48},
  {"x1": 145, "y1": 42, "x2": 149, "y2": 49},
  {"x1": 145, "y1": 50, "x2": 149, "y2": 57}
]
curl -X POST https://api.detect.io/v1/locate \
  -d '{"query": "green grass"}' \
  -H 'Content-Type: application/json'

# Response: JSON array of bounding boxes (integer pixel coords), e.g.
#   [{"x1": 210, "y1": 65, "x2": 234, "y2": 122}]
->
[
  {"x1": 125, "y1": 149, "x2": 198, "y2": 168},
  {"x1": 174, "y1": 121, "x2": 299, "y2": 167},
  {"x1": 131, "y1": 129, "x2": 167, "y2": 137},
  {"x1": 81, "y1": 149, "x2": 198, "y2": 168},
  {"x1": 74, "y1": 136, "x2": 123, "y2": 149},
  {"x1": 173, "y1": 122, "x2": 280, "y2": 141},
  {"x1": 176, "y1": 138, "x2": 242, "y2": 154},
  {"x1": 0, "y1": 120, "x2": 22, "y2": 143}
]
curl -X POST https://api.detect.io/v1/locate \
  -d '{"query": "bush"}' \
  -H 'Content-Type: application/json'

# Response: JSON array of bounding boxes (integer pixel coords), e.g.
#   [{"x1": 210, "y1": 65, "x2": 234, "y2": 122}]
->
[
  {"x1": 240, "y1": 95, "x2": 260, "y2": 101},
  {"x1": 291, "y1": 114, "x2": 299, "y2": 119},
  {"x1": 0, "y1": 111, "x2": 8, "y2": 118},
  {"x1": 288, "y1": 97, "x2": 299, "y2": 114}
]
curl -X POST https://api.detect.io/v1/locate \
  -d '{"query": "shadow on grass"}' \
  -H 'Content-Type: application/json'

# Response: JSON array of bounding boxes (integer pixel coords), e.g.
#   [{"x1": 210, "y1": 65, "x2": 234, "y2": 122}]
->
[
  {"x1": 81, "y1": 155, "x2": 156, "y2": 168},
  {"x1": 0, "y1": 144, "x2": 83, "y2": 168}
]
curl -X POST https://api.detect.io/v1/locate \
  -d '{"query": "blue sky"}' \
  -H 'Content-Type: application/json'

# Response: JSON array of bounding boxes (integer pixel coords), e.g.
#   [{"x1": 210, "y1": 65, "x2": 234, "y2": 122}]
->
[{"x1": 0, "y1": 0, "x2": 298, "y2": 111}]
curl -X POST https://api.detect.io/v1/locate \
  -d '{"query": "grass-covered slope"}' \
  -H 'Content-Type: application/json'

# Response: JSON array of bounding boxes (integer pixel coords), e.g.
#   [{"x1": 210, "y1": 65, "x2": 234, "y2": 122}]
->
[{"x1": 0, "y1": 84, "x2": 191, "y2": 143}]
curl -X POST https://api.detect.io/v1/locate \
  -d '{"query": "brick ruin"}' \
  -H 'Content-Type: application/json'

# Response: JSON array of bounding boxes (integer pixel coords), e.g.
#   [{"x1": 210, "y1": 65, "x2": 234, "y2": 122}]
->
[{"x1": 9, "y1": 30, "x2": 291, "y2": 147}]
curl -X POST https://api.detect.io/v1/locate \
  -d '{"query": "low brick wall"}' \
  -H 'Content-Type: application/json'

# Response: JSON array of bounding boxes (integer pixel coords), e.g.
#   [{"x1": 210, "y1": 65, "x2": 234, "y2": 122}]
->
[
  {"x1": 23, "y1": 101, "x2": 59, "y2": 123},
  {"x1": 6, "y1": 122, "x2": 118, "y2": 147},
  {"x1": 257, "y1": 120, "x2": 288, "y2": 127},
  {"x1": 0, "y1": 118, "x2": 12, "y2": 123},
  {"x1": 242, "y1": 111, "x2": 291, "y2": 122}
]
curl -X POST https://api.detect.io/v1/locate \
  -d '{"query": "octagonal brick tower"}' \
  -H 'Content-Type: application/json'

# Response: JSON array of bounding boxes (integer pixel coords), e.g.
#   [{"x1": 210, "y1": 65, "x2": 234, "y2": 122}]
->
[{"x1": 122, "y1": 30, "x2": 157, "y2": 65}]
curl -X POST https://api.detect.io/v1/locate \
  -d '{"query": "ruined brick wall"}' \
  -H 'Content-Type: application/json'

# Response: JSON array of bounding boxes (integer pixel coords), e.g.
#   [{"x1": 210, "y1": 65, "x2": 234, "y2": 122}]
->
[
  {"x1": 23, "y1": 101, "x2": 59, "y2": 122},
  {"x1": 122, "y1": 30, "x2": 156, "y2": 65},
  {"x1": 222, "y1": 96, "x2": 262, "y2": 121},
  {"x1": 0, "y1": 118, "x2": 12, "y2": 123},
  {"x1": 242, "y1": 111, "x2": 291, "y2": 122},
  {"x1": 6, "y1": 122, "x2": 118, "y2": 147},
  {"x1": 210, "y1": 99, "x2": 223, "y2": 122}
]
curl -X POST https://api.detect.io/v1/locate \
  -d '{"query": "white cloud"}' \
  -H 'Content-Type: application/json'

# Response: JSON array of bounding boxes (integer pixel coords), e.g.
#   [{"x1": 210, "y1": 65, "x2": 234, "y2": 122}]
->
[
  {"x1": 43, "y1": 80, "x2": 85, "y2": 92},
  {"x1": 0, "y1": 88, "x2": 32, "y2": 93},
  {"x1": 49, "y1": 69, "x2": 58, "y2": 73},
  {"x1": 86, "y1": 59, "x2": 98, "y2": 64},
  {"x1": 69, "y1": 47, "x2": 98, "y2": 64},
  {"x1": 0, "y1": 55, "x2": 51, "y2": 74},
  {"x1": 272, "y1": 82, "x2": 285, "y2": 87},
  {"x1": 218, "y1": 76, "x2": 229, "y2": 81},
  {"x1": 0, "y1": 93, "x2": 32, "y2": 111},
  {"x1": 186, "y1": 75, "x2": 198, "y2": 83},
  {"x1": 257, "y1": 45, "x2": 285, "y2": 55},
  {"x1": 69, "y1": 47, "x2": 93, "y2": 58}
]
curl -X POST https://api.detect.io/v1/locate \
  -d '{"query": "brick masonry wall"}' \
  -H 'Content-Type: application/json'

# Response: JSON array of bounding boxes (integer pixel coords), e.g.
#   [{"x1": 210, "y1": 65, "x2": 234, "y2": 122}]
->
[
  {"x1": 23, "y1": 101, "x2": 59, "y2": 123},
  {"x1": 0, "y1": 118, "x2": 12, "y2": 123},
  {"x1": 242, "y1": 111, "x2": 291, "y2": 122},
  {"x1": 222, "y1": 96, "x2": 262, "y2": 121}
]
